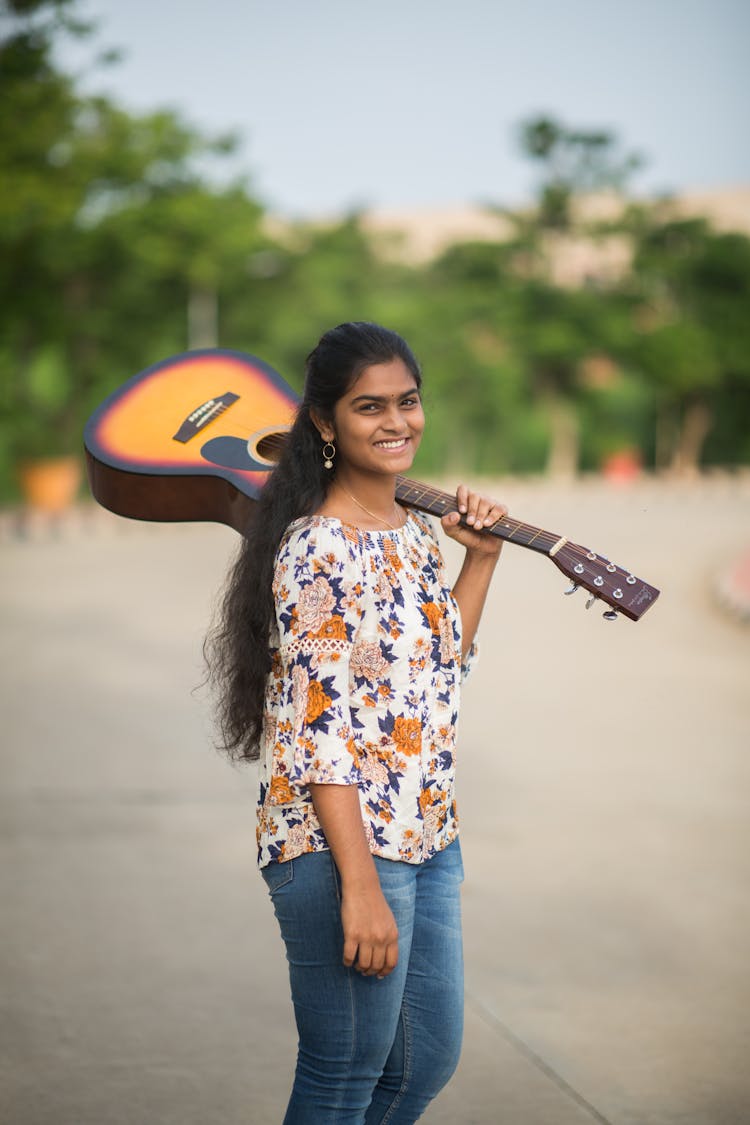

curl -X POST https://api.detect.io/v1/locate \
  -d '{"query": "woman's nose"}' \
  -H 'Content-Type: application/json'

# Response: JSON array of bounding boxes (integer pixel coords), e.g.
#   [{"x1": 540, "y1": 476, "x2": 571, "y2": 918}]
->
[{"x1": 382, "y1": 404, "x2": 404, "y2": 430}]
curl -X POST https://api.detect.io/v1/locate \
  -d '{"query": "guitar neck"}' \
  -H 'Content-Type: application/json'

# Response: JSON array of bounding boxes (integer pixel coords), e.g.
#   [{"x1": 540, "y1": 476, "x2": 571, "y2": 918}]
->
[
  {"x1": 396, "y1": 476, "x2": 561, "y2": 555},
  {"x1": 396, "y1": 475, "x2": 660, "y2": 622}
]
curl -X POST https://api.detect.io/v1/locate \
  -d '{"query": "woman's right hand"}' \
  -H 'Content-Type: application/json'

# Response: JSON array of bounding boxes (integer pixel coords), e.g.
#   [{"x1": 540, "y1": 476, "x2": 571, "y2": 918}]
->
[{"x1": 341, "y1": 881, "x2": 399, "y2": 978}]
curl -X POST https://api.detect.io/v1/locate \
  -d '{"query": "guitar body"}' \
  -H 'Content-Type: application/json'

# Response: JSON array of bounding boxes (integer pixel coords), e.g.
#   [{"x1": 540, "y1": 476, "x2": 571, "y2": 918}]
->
[{"x1": 84, "y1": 349, "x2": 298, "y2": 534}]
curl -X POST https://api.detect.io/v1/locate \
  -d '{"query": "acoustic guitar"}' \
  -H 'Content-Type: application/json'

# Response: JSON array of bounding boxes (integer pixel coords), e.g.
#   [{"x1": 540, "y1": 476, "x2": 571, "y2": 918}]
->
[{"x1": 84, "y1": 348, "x2": 660, "y2": 622}]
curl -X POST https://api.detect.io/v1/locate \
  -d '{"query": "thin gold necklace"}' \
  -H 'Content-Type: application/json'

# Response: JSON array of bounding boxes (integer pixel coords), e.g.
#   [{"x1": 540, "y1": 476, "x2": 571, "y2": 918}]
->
[{"x1": 335, "y1": 483, "x2": 403, "y2": 531}]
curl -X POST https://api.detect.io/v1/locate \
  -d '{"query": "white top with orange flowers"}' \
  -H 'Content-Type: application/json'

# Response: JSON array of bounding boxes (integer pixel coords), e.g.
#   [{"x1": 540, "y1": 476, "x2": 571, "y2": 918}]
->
[{"x1": 256, "y1": 509, "x2": 475, "y2": 867}]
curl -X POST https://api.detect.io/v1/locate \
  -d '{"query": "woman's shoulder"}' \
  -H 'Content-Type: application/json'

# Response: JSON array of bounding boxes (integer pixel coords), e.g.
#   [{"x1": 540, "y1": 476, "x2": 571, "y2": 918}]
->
[
  {"x1": 402, "y1": 509, "x2": 443, "y2": 559},
  {"x1": 277, "y1": 509, "x2": 436, "y2": 565},
  {"x1": 277, "y1": 514, "x2": 365, "y2": 567},
  {"x1": 408, "y1": 508, "x2": 439, "y2": 541}
]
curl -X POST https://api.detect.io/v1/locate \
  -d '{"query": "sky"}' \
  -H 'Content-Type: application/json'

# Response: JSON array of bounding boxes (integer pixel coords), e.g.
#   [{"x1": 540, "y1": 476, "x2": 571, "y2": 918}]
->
[{"x1": 53, "y1": 0, "x2": 750, "y2": 219}]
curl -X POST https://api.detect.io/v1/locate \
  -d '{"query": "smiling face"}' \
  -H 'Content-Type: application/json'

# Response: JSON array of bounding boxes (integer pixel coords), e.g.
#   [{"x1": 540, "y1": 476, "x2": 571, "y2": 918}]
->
[{"x1": 317, "y1": 357, "x2": 425, "y2": 484}]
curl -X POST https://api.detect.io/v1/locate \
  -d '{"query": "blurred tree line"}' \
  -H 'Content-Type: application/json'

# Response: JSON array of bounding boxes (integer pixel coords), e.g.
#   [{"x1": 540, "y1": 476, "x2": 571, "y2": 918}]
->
[{"x1": 2, "y1": 0, "x2": 749, "y2": 503}]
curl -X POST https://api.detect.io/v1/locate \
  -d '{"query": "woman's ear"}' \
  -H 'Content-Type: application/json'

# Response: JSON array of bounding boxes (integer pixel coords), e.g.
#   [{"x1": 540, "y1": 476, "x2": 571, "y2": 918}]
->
[{"x1": 309, "y1": 408, "x2": 334, "y2": 443}]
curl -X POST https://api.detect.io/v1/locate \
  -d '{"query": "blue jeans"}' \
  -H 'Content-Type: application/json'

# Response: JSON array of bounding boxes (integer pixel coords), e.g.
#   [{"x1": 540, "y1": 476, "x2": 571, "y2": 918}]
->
[{"x1": 261, "y1": 839, "x2": 464, "y2": 1124}]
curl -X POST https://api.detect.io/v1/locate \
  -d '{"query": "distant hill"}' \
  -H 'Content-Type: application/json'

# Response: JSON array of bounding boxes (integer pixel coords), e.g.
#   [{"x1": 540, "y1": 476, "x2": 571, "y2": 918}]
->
[
  {"x1": 266, "y1": 186, "x2": 750, "y2": 275},
  {"x1": 359, "y1": 185, "x2": 750, "y2": 264}
]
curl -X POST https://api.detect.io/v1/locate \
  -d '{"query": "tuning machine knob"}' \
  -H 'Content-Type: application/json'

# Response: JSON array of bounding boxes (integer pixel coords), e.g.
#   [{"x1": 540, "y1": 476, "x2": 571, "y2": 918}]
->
[
  {"x1": 564, "y1": 583, "x2": 579, "y2": 596},
  {"x1": 602, "y1": 609, "x2": 619, "y2": 622}
]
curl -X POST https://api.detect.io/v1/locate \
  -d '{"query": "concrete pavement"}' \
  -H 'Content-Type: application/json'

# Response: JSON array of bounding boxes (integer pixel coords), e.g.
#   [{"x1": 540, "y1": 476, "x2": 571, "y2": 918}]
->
[{"x1": 1, "y1": 473, "x2": 749, "y2": 1124}]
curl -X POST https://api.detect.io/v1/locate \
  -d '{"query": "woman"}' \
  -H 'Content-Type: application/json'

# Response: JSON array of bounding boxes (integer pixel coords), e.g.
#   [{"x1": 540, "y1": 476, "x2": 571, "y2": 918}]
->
[{"x1": 206, "y1": 322, "x2": 506, "y2": 1123}]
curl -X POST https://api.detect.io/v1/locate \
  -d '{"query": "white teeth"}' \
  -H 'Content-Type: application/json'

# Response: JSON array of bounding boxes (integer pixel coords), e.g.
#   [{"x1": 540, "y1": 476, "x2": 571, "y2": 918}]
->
[{"x1": 376, "y1": 439, "x2": 407, "y2": 448}]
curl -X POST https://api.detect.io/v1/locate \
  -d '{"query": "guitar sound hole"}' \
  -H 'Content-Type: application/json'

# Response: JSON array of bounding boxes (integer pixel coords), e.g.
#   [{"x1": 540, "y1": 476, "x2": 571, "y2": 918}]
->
[{"x1": 255, "y1": 431, "x2": 287, "y2": 463}]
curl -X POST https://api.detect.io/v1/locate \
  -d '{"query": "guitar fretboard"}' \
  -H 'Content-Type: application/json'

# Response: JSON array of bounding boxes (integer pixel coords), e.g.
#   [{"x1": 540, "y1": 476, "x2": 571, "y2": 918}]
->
[{"x1": 396, "y1": 476, "x2": 560, "y2": 555}]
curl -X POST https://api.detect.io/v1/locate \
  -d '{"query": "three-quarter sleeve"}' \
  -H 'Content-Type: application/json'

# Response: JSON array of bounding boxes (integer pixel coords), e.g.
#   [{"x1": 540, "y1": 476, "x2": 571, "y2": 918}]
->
[
  {"x1": 460, "y1": 638, "x2": 478, "y2": 681},
  {"x1": 271, "y1": 523, "x2": 365, "y2": 797}
]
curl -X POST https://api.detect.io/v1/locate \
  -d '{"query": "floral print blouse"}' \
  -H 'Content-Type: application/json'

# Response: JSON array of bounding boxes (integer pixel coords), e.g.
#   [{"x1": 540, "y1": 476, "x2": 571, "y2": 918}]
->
[{"x1": 256, "y1": 509, "x2": 475, "y2": 868}]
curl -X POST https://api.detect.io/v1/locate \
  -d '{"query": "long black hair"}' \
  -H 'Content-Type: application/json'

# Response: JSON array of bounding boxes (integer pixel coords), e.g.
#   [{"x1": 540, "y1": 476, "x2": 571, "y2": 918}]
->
[{"x1": 204, "y1": 322, "x2": 422, "y2": 762}]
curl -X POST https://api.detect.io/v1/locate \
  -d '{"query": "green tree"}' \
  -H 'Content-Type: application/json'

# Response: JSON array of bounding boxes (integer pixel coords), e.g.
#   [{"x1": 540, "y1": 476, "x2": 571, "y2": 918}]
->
[
  {"x1": 483, "y1": 116, "x2": 646, "y2": 474},
  {"x1": 221, "y1": 215, "x2": 394, "y2": 390},
  {"x1": 0, "y1": 0, "x2": 267, "y2": 499},
  {"x1": 518, "y1": 114, "x2": 643, "y2": 230},
  {"x1": 630, "y1": 218, "x2": 750, "y2": 471}
]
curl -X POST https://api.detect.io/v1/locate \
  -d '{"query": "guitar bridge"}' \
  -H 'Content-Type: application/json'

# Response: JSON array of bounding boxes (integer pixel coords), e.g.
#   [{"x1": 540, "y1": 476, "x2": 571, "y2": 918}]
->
[{"x1": 172, "y1": 392, "x2": 240, "y2": 443}]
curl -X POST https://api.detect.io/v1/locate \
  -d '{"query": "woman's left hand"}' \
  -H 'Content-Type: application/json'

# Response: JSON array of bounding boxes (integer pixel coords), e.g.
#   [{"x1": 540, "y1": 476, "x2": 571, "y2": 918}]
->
[{"x1": 441, "y1": 486, "x2": 508, "y2": 558}]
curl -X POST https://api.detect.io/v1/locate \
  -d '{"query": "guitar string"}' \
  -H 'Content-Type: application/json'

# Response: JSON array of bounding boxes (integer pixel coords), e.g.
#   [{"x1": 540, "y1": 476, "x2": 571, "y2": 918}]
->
[
  {"x1": 398, "y1": 484, "x2": 644, "y2": 581},
  {"x1": 193, "y1": 411, "x2": 290, "y2": 443},
  {"x1": 395, "y1": 480, "x2": 642, "y2": 574}
]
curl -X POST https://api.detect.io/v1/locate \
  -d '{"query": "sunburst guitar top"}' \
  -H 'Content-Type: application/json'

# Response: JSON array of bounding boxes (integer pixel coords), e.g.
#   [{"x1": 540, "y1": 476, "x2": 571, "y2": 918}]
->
[{"x1": 84, "y1": 349, "x2": 298, "y2": 534}]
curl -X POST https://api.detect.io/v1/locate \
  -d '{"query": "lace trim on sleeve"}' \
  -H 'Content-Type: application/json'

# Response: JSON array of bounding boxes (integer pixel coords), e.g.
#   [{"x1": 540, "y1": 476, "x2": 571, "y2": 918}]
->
[{"x1": 280, "y1": 635, "x2": 352, "y2": 661}]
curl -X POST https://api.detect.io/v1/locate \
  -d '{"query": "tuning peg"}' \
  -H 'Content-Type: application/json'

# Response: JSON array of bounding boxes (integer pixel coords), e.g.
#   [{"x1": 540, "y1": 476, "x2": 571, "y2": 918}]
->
[
  {"x1": 585, "y1": 595, "x2": 596, "y2": 610},
  {"x1": 602, "y1": 609, "x2": 619, "y2": 622},
  {"x1": 564, "y1": 583, "x2": 579, "y2": 596}
]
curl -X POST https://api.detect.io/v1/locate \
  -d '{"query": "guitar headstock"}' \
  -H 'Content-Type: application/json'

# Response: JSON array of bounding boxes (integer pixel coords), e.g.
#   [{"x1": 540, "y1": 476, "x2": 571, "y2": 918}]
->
[{"x1": 551, "y1": 541, "x2": 660, "y2": 621}]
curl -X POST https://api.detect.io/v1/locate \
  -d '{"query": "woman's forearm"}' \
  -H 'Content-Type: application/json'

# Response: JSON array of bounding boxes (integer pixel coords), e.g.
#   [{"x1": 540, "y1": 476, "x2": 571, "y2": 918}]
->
[
  {"x1": 309, "y1": 783, "x2": 378, "y2": 888},
  {"x1": 452, "y1": 550, "x2": 500, "y2": 658},
  {"x1": 441, "y1": 487, "x2": 506, "y2": 658},
  {"x1": 308, "y1": 783, "x2": 399, "y2": 977}
]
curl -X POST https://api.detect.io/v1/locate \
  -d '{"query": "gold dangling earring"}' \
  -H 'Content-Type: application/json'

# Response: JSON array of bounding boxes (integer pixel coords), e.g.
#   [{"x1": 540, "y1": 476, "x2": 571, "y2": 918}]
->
[{"x1": 322, "y1": 441, "x2": 336, "y2": 470}]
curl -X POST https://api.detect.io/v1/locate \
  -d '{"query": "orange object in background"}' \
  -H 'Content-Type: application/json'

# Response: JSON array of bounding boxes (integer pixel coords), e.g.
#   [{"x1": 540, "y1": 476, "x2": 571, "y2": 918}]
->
[
  {"x1": 602, "y1": 448, "x2": 642, "y2": 484},
  {"x1": 17, "y1": 456, "x2": 83, "y2": 513}
]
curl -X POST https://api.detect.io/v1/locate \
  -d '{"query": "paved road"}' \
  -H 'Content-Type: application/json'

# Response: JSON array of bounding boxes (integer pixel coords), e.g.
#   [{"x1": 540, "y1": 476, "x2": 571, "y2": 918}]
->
[{"x1": 1, "y1": 474, "x2": 749, "y2": 1124}]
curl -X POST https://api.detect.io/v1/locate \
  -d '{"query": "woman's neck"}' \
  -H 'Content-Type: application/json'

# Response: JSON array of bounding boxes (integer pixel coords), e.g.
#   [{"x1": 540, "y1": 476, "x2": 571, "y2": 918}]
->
[{"x1": 318, "y1": 472, "x2": 404, "y2": 531}]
